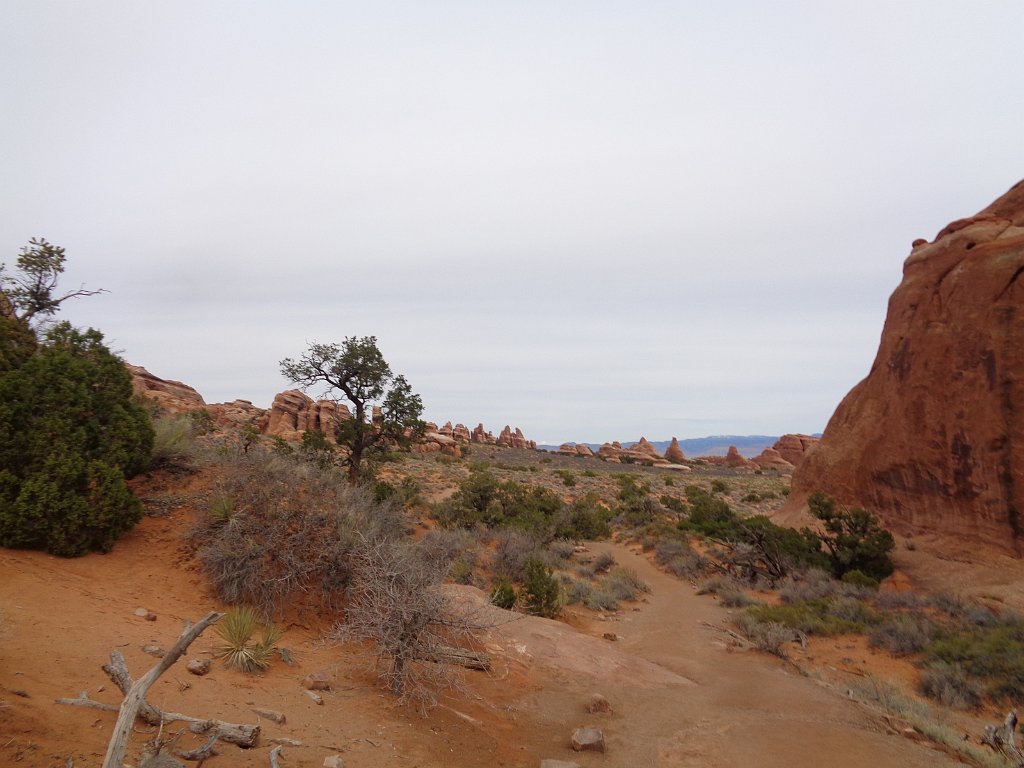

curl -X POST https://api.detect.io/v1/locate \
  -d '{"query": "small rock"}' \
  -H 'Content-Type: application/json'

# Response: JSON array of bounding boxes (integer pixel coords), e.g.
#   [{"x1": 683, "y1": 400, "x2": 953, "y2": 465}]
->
[
  {"x1": 134, "y1": 607, "x2": 149, "y2": 617},
  {"x1": 323, "y1": 756, "x2": 345, "y2": 768},
  {"x1": 304, "y1": 689, "x2": 323, "y2": 705},
  {"x1": 134, "y1": 607, "x2": 157, "y2": 621},
  {"x1": 586, "y1": 694, "x2": 612, "y2": 714},
  {"x1": 186, "y1": 659, "x2": 211, "y2": 676},
  {"x1": 302, "y1": 672, "x2": 331, "y2": 691},
  {"x1": 253, "y1": 707, "x2": 286, "y2": 724},
  {"x1": 571, "y1": 727, "x2": 605, "y2": 753},
  {"x1": 140, "y1": 754, "x2": 187, "y2": 768},
  {"x1": 602, "y1": 632, "x2": 618, "y2": 641},
  {"x1": 142, "y1": 645, "x2": 165, "y2": 658},
  {"x1": 540, "y1": 761, "x2": 580, "y2": 768}
]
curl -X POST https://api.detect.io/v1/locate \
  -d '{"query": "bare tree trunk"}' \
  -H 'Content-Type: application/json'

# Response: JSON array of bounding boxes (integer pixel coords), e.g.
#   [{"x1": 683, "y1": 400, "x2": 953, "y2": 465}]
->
[{"x1": 101, "y1": 612, "x2": 222, "y2": 768}]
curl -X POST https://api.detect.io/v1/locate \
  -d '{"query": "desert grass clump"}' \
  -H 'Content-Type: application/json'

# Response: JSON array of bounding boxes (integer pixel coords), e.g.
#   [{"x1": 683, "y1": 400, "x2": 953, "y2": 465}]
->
[
  {"x1": 918, "y1": 662, "x2": 983, "y2": 709},
  {"x1": 654, "y1": 538, "x2": 706, "y2": 578},
  {"x1": 189, "y1": 450, "x2": 405, "y2": 616},
  {"x1": 733, "y1": 614, "x2": 794, "y2": 658},
  {"x1": 868, "y1": 613, "x2": 935, "y2": 656},
  {"x1": 150, "y1": 414, "x2": 198, "y2": 466},
  {"x1": 602, "y1": 566, "x2": 650, "y2": 602},
  {"x1": 214, "y1": 606, "x2": 282, "y2": 673}
]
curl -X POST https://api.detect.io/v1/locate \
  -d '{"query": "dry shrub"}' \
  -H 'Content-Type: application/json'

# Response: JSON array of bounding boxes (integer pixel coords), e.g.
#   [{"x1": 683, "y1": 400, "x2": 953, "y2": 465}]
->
[
  {"x1": 491, "y1": 530, "x2": 543, "y2": 582},
  {"x1": 188, "y1": 450, "x2": 405, "y2": 616},
  {"x1": 335, "y1": 535, "x2": 491, "y2": 708}
]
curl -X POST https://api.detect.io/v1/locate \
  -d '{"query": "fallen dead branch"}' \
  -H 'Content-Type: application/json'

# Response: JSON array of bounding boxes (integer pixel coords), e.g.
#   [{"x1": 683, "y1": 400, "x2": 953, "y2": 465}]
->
[
  {"x1": 55, "y1": 612, "x2": 261, "y2": 768},
  {"x1": 982, "y1": 711, "x2": 1024, "y2": 767}
]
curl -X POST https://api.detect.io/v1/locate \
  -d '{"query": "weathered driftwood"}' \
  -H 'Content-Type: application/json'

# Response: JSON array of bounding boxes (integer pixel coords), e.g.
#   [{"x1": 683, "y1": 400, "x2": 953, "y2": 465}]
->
[
  {"x1": 269, "y1": 745, "x2": 284, "y2": 768},
  {"x1": 414, "y1": 644, "x2": 491, "y2": 671},
  {"x1": 100, "y1": 648, "x2": 260, "y2": 747},
  {"x1": 102, "y1": 612, "x2": 226, "y2": 768},
  {"x1": 982, "y1": 711, "x2": 1024, "y2": 767}
]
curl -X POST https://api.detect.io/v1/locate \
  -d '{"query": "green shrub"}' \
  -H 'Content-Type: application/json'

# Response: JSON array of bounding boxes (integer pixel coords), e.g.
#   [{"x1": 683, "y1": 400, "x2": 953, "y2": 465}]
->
[
  {"x1": 742, "y1": 492, "x2": 761, "y2": 503},
  {"x1": 521, "y1": 557, "x2": 563, "y2": 618},
  {"x1": 489, "y1": 577, "x2": 517, "y2": 609},
  {"x1": 808, "y1": 492, "x2": 895, "y2": 581},
  {"x1": 0, "y1": 322, "x2": 153, "y2": 556},
  {"x1": 491, "y1": 530, "x2": 543, "y2": 582},
  {"x1": 710, "y1": 479, "x2": 730, "y2": 495},
  {"x1": 654, "y1": 538, "x2": 706, "y2": 578},
  {"x1": 554, "y1": 469, "x2": 577, "y2": 487},
  {"x1": 746, "y1": 597, "x2": 875, "y2": 637},
  {"x1": 581, "y1": 469, "x2": 597, "y2": 478},
  {"x1": 552, "y1": 494, "x2": 612, "y2": 541},
  {"x1": 603, "y1": 566, "x2": 650, "y2": 602}
]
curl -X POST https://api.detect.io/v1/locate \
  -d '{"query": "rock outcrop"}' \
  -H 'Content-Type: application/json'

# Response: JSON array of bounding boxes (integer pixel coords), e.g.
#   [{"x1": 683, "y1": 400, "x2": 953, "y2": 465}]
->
[
  {"x1": 750, "y1": 448, "x2": 795, "y2": 472},
  {"x1": 264, "y1": 390, "x2": 350, "y2": 441},
  {"x1": 772, "y1": 434, "x2": 819, "y2": 467},
  {"x1": 496, "y1": 425, "x2": 536, "y2": 450},
  {"x1": 128, "y1": 365, "x2": 206, "y2": 412},
  {"x1": 725, "y1": 445, "x2": 753, "y2": 468},
  {"x1": 664, "y1": 437, "x2": 686, "y2": 463},
  {"x1": 790, "y1": 180, "x2": 1024, "y2": 555}
]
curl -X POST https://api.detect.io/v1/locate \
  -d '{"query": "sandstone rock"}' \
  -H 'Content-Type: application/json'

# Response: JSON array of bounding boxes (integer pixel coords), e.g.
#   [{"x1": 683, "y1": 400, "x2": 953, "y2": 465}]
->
[
  {"x1": 751, "y1": 448, "x2": 795, "y2": 472},
  {"x1": 186, "y1": 658, "x2": 211, "y2": 676},
  {"x1": 665, "y1": 437, "x2": 686, "y2": 463},
  {"x1": 790, "y1": 180, "x2": 1024, "y2": 556},
  {"x1": 540, "y1": 761, "x2": 580, "y2": 768},
  {"x1": 264, "y1": 390, "x2": 350, "y2": 440},
  {"x1": 453, "y1": 423, "x2": 472, "y2": 442},
  {"x1": 471, "y1": 423, "x2": 493, "y2": 443},
  {"x1": 725, "y1": 445, "x2": 752, "y2": 468},
  {"x1": 575, "y1": 444, "x2": 594, "y2": 457},
  {"x1": 631, "y1": 437, "x2": 660, "y2": 457},
  {"x1": 323, "y1": 756, "x2": 345, "y2": 768},
  {"x1": 302, "y1": 672, "x2": 331, "y2": 691},
  {"x1": 127, "y1": 365, "x2": 207, "y2": 413},
  {"x1": 439, "y1": 421, "x2": 454, "y2": 437},
  {"x1": 772, "y1": 434, "x2": 820, "y2": 467},
  {"x1": 587, "y1": 693, "x2": 613, "y2": 714},
  {"x1": 142, "y1": 644, "x2": 164, "y2": 658},
  {"x1": 571, "y1": 727, "x2": 606, "y2": 752},
  {"x1": 134, "y1": 607, "x2": 156, "y2": 621}
]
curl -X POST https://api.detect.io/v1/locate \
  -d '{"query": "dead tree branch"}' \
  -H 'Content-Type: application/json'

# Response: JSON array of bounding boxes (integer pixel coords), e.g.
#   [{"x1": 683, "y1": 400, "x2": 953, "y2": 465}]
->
[{"x1": 982, "y1": 711, "x2": 1024, "y2": 767}]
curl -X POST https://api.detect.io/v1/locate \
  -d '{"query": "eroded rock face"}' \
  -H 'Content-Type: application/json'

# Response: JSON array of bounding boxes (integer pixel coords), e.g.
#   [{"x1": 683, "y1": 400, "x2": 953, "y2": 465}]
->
[
  {"x1": 790, "y1": 180, "x2": 1024, "y2": 555},
  {"x1": 772, "y1": 434, "x2": 819, "y2": 467},
  {"x1": 665, "y1": 437, "x2": 686, "y2": 463},
  {"x1": 127, "y1": 365, "x2": 206, "y2": 412},
  {"x1": 751, "y1": 448, "x2": 795, "y2": 472},
  {"x1": 264, "y1": 389, "x2": 350, "y2": 441}
]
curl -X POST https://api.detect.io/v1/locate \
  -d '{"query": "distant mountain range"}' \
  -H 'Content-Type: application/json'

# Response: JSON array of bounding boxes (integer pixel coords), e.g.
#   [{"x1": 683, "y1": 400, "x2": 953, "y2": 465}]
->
[{"x1": 539, "y1": 435, "x2": 796, "y2": 459}]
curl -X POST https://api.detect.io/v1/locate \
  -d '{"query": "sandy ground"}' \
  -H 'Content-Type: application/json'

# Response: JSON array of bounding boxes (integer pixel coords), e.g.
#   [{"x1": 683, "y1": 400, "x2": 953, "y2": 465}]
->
[{"x1": 0, "y1": 488, "x2": 972, "y2": 767}]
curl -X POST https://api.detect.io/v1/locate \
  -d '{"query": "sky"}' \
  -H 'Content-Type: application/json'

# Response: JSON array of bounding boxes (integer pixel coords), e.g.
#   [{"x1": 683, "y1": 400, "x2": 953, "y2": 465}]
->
[{"x1": 2, "y1": 2, "x2": 1023, "y2": 445}]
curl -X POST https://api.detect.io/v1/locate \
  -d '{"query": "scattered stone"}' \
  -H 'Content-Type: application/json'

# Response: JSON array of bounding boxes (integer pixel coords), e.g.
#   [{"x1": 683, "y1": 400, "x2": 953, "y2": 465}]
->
[
  {"x1": 302, "y1": 672, "x2": 331, "y2": 691},
  {"x1": 253, "y1": 707, "x2": 286, "y2": 724},
  {"x1": 140, "y1": 754, "x2": 187, "y2": 768},
  {"x1": 602, "y1": 632, "x2": 618, "y2": 641},
  {"x1": 304, "y1": 689, "x2": 323, "y2": 705},
  {"x1": 571, "y1": 727, "x2": 606, "y2": 753},
  {"x1": 142, "y1": 644, "x2": 165, "y2": 658},
  {"x1": 540, "y1": 761, "x2": 580, "y2": 768},
  {"x1": 134, "y1": 607, "x2": 157, "y2": 621},
  {"x1": 323, "y1": 756, "x2": 345, "y2": 768},
  {"x1": 186, "y1": 658, "x2": 211, "y2": 676},
  {"x1": 586, "y1": 694, "x2": 612, "y2": 714}
]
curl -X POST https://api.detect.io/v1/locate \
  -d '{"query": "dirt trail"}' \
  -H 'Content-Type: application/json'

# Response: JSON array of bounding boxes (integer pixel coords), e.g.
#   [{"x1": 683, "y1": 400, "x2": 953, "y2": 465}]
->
[{"x1": 498, "y1": 540, "x2": 964, "y2": 768}]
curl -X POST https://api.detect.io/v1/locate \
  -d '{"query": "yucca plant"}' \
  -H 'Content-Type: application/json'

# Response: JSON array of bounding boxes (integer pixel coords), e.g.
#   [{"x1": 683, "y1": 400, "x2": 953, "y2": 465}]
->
[{"x1": 213, "y1": 606, "x2": 282, "y2": 672}]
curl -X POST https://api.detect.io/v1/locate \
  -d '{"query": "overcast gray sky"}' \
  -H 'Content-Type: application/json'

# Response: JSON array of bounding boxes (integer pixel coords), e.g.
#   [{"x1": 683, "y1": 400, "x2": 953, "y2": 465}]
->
[{"x1": 2, "y1": 2, "x2": 1022, "y2": 444}]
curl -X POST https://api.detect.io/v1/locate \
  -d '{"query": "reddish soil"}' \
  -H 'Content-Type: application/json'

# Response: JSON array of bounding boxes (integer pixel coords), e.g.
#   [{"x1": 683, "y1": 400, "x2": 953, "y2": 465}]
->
[{"x1": 0, "y1": 464, "x2": 984, "y2": 767}]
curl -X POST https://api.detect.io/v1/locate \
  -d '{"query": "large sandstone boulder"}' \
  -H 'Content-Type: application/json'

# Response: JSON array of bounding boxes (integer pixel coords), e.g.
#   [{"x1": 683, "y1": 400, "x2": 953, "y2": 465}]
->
[
  {"x1": 751, "y1": 448, "x2": 795, "y2": 472},
  {"x1": 790, "y1": 180, "x2": 1024, "y2": 555},
  {"x1": 772, "y1": 434, "x2": 819, "y2": 467},
  {"x1": 264, "y1": 390, "x2": 350, "y2": 440},
  {"x1": 127, "y1": 365, "x2": 206, "y2": 412}
]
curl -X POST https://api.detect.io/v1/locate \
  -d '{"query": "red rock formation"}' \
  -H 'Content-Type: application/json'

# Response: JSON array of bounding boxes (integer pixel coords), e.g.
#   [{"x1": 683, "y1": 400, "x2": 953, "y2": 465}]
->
[
  {"x1": 127, "y1": 365, "x2": 206, "y2": 412},
  {"x1": 264, "y1": 390, "x2": 350, "y2": 441},
  {"x1": 725, "y1": 445, "x2": 753, "y2": 468},
  {"x1": 575, "y1": 444, "x2": 594, "y2": 458},
  {"x1": 495, "y1": 425, "x2": 535, "y2": 450},
  {"x1": 665, "y1": 437, "x2": 686, "y2": 463},
  {"x1": 790, "y1": 180, "x2": 1024, "y2": 555},
  {"x1": 453, "y1": 423, "x2": 472, "y2": 443},
  {"x1": 772, "y1": 434, "x2": 819, "y2": 467},
  {"x1": 751, "y1": 448, "x2": 795, "y2": 472}
]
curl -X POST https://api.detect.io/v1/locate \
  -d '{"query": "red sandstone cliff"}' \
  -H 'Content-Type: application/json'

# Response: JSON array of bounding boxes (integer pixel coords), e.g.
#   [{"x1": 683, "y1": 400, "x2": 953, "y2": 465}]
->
[{"x1": 790, "y1": 180, "x2": 1024, "y2": 555}]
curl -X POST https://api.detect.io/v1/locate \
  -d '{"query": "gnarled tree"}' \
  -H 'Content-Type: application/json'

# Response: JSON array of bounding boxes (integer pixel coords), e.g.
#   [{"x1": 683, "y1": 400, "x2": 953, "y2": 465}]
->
[{"x1": 280, "y1": 336, "x2": 424, "y2": 484}]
